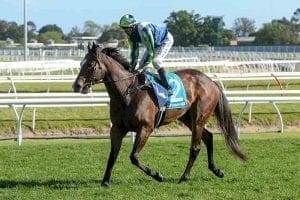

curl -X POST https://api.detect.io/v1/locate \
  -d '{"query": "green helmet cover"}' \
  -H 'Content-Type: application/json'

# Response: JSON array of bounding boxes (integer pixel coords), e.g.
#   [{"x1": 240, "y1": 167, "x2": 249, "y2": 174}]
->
[{"x1": 120, "y1": 14, "x2": 137, "y2": 28}]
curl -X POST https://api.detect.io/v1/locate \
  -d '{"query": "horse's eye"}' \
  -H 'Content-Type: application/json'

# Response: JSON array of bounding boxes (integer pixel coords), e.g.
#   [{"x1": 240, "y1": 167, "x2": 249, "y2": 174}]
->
[{"x1": 89, "y1": 61, "x2": 98, "y2": 70}]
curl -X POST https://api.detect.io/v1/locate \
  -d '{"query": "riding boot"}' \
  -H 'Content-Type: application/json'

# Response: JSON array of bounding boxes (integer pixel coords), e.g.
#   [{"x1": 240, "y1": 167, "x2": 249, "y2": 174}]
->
[{"x1": 158, "y1": 68, "x2": 173, "y2": 96}]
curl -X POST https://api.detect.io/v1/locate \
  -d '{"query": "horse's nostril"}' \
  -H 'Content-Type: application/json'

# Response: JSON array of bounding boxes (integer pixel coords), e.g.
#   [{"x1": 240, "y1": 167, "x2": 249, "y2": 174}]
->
[{"x1": 72, "y1": 82, "x2": 81, "y2": 92}]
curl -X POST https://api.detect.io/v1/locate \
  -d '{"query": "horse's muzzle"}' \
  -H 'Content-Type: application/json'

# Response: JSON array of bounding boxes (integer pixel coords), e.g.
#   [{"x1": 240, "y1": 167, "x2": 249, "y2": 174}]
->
[
  {"x1": 73, "y1": 81, "x2": 92, "y2": 94},
  {"x1": 72, "y1": 82, "x2": 82, "y2": 93}
]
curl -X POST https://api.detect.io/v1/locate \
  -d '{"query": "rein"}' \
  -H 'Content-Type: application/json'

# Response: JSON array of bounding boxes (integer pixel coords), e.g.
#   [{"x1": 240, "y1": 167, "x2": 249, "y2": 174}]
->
[
  {"x1": 96, "y1": 72, "x2": 139, "y2": 84},
  {"x1": 86, "y1": 52, "x2": 146, "y2": 98},
  {"x1": 87, "y1": 52, "x2": 139, "y2": 84}
]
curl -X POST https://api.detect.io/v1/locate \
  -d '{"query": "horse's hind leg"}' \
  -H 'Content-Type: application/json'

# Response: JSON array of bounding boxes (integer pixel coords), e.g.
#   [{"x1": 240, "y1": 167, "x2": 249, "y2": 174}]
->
[
  {"x1": 179, "y1": 113, "x2": 224, "y2": 178},
  {"x1": 179, "y1": 119, "x2": 204, "y2": 183},
  {"x1": 178, "y1": 111, "x2": 207, "y2": 183},
  {"x1": 130, "y1": 126, "x2": 163, "y2": 182},
  {"x1": 202, "y1": 128, "x2": 224, "y2": 178},
  {"x1": 178, "y1": 93, "x2": 222, "y2": 183}
]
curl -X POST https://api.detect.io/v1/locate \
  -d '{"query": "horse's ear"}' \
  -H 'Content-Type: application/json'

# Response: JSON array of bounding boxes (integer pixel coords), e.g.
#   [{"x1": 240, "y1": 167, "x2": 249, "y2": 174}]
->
[
  {"x1": 88, "y1": 42, "x2": 92, "y2": 51},
  {"x1": 92, "y1": 42, "x2": 97, "y2": 50}
]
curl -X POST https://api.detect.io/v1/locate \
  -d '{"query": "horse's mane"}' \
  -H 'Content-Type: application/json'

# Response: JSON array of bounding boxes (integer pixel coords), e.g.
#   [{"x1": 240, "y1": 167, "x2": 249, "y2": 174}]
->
[{"x1": 101, "y1": 47, "x2": 131, "y2": 71}]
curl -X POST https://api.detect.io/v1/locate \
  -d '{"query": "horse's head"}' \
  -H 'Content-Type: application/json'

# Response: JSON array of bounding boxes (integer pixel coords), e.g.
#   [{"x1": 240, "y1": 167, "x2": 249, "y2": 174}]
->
[{"x1": 73, "y1": 42, "x2": 106, "y2": 94}]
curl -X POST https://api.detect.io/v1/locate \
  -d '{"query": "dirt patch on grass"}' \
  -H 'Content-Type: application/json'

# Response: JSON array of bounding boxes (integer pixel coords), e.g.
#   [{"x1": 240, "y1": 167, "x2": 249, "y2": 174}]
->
[
  {"x1": 0, "y1": 127, "x2": 110, "y2": 139},
  {"x1": 0, "y1": 124, "x2": 299, "y2": 140}
]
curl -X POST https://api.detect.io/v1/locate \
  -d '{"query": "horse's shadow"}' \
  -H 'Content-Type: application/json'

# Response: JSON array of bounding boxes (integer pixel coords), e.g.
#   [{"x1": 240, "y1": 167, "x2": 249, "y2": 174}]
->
[
  {"x1": 0, "y1": 176, "x2": 210, "y2": 188},
  {"x1": 0, "y1": 179, "x2": 100, "y2": 189}
]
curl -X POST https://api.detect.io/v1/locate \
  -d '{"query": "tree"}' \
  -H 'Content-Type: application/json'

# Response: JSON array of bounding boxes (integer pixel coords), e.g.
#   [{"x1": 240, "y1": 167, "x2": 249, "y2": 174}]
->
[
  {"x1": 291, "y1": 8, "x2": 300, "y2": 24},
  {"x1": 97, "y1": 23, "x2": 127, "y2": 47},
  {"x1": 27, "y1": 21, "x2": 37, "y2": 32},
  {"x1": 0, "y1": 20, "x2": 11, "y2": 40},
  {"x1": 82, "y1": 20, "x2": 102, "y2": 36},
  {"x1": 38, "y1": 31, "x2": 64, "y2": 43},
  {"x1": 0, "y1": 20, "x2": 38, "y2": 44},
  {"x1": 164, "y1": 11, "x2": 233, "y2": 46},
  {"x1": 19, "y1": 21, "x2": 38, "y2": 42},
  {"x1": 67, "y1": 26, "x2": 82, "y2": 37},
  {"x1": 38, "y1": 24, "x2": 64, "y2": 35},
  {"x1": 6, "y1": 22, "x2": 22, "y2": 43},
  {"x1": 254, "y1": 8, "x2": 300, "y2": 45},
  {"x1": 201, "y1": 16, "x2": 233, "y2": 46},
  {"x1": 291, "y1": 8, "x2": 300, "y2": 34},
  {"x1": 271, "y1": 17, "x2": 294, "y2": 28},
  {"x1": 164, "y1": 10, "x2": 202, "y2": 46},
  {"x1": 221, "y1": 29, "x2": 235, "y2": 45},
  {"x1": 254, "y1": 22, "x2": 297, "y2": 44},
  {"x1": 65, "y1": 26, "x2": 83, "y2": 42},
  {"x1": 232, "y1": 17, "x2": 256, "y2": 37}
]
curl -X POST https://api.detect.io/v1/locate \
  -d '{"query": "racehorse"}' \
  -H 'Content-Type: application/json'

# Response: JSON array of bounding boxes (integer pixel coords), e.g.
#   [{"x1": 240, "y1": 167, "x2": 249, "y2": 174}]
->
[{"x1": 73, "y1": 42, "x2": 246, "y2": 187}]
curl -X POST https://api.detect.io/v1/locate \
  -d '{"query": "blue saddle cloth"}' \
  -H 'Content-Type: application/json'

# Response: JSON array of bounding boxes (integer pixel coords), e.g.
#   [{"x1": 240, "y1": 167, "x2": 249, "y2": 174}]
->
[{"x1": 144, "y1": 71, "x2": 187, "y2": 109}]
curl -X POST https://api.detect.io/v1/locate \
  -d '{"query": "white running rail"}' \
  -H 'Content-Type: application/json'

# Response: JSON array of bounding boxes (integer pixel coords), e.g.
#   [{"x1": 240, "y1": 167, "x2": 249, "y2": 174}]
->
[{"x1": 0, "y1": 90, "x2": 299, "y2": 145}]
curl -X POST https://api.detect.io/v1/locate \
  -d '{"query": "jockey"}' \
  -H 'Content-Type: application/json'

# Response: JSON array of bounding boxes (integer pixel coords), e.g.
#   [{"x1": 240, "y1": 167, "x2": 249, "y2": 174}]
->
[{"x1": 119, "y1": 14, "x2": 174, "y2": 95}]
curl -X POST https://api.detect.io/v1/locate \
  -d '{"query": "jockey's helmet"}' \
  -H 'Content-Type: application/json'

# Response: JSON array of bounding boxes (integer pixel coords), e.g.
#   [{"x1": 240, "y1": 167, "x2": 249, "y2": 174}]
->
[{"x1": 120, "y1": 14, "x2": 137, "y2": 28}]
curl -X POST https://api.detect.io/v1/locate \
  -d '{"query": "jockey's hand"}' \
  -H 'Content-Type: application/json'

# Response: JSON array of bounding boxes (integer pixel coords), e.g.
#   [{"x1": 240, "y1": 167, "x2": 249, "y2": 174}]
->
[
  {"x1": 143, "y1": 64, "x2": 152, "y2": 71},
  {"x1": 134, "y1": 62, "x2": 141, "y2": 70},
  {"x1": 136, "y1": 68, "x2": 144, "y2": 73},
  {"x1": 129, "y1": 63, "x2": 141, "y2": 73},
  {"x1": 134, "y1": 63, "x2": 150, "y2": 72}
]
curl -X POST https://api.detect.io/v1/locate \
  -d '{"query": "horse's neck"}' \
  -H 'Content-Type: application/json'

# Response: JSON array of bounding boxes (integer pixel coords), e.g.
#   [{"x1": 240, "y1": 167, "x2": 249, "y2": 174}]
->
[{"x1": 104, "y1": 60, "x2": 135, "y2": 101}]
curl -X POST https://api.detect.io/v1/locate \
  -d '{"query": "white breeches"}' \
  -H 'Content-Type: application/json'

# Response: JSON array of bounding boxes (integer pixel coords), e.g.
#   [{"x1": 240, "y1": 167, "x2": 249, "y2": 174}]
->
[{"x1": 140, "y1": 32, "x2": 174, "y2": 70}]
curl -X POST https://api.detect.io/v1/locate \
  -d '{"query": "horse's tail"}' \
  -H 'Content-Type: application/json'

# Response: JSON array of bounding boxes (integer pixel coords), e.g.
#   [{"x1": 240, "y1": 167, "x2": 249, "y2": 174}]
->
[{"x1": 214, "y1": 88, "x2": 247, "y2": 161}]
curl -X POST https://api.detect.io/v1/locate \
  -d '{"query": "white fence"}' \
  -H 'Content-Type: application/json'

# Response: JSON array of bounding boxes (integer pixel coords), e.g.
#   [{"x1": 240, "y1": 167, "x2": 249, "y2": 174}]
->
[
  {"x1": 0, "y1": 92, "x2": 110, "y2": 145},
  {"x1": 1, "y1": 90, "x2": 299, "y2": 145},
  {"x1": 0, "y1": 59, "x2": 300, "y2": 145},
  {"x1": 1, "y1": 70, "x2": 300, "y2": 94},
  {"x1": 0, "y1": 59, "x2": 299, "y2": 76},
  {"x1": 0, "y1": 60, "x2": 79, "y2": 75},
  {"x1": 225, "y1": 91, "x2": 300, "y2": 137},
  {"x1": 0, "y1": 48, "x2": 86, "y2": 61},
  {"x1": 1, "y1": 46, "x2": 300, "y2": 62}
]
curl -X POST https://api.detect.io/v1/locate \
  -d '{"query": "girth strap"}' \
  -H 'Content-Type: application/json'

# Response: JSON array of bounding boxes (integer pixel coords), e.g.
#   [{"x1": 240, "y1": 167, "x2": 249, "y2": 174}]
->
[{"x1": 154, "y1": 106, "x2": 166, "y2": 128}]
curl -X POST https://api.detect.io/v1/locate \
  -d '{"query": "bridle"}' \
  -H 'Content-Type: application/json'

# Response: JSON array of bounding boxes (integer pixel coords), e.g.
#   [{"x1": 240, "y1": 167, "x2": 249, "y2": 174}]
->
[
  {"x1": 84, "y1": 52, "x2": 140, "y2": 85},
  {"x1": 86, "y1": 52, "x2": 147, "y2": 98},
  {"x1": 96, "y1": 71, "x2": 139, "y2": 84}
]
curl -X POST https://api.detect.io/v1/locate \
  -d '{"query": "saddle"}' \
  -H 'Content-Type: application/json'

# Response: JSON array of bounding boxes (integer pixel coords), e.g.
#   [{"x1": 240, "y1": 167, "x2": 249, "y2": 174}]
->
[
  {"x1": 142, "y1": 70, "x2": 187, "y2": 128},
  {"x1": 143, "y1": 70, "x2": 187, "y2": 110},
  {"x1": 129, "y1": 70, "x2": 187, "y2": 127}
]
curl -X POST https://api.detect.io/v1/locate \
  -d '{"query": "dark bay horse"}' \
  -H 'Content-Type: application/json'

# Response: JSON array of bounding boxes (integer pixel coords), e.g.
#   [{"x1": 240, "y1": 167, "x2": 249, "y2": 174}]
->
[{"x1": 73, "y1": 43, "x2": 246, "y2": 187}]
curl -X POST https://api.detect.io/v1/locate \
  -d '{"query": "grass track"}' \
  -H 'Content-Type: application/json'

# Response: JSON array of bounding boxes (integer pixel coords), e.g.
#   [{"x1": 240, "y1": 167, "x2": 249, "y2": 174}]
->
[{"x1": 0, "y1": 132, "x2": 299, "y2": 199}]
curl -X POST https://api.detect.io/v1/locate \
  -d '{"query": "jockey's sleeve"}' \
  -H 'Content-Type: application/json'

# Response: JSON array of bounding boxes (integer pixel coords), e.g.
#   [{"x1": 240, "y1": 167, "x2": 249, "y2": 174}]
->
[
  {"x1": 140, "y1": 26, "x2": 155, "y2": 67},
  {"x1": 129, "y1": 37, "x2": 139, "y2": 67}
]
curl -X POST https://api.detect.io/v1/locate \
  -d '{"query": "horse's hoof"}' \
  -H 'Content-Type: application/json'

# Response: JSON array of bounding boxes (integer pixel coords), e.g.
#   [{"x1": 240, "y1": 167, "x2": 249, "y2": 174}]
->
[
  {"x1": 101, "y1": 181, "x2": 109, "y2": 187},
  {"x1": 178, "y1": 175, "x2": 188, "y2": 184},
  {"x1": 209, "y1": 166, "x2": 224, "y2": 178},
  {"x1": 154, "y1": 172, "x2": 164, "y2": 182},
  {"x1": 213, "y1": 169, "x2": 224, "y2": 178}
]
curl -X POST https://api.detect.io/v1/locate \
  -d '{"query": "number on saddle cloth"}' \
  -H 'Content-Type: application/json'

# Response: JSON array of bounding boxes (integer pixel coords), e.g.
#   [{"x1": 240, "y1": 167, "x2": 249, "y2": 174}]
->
[{"x1": 144, "y1": 71, "x2": 187, "y2": 109}]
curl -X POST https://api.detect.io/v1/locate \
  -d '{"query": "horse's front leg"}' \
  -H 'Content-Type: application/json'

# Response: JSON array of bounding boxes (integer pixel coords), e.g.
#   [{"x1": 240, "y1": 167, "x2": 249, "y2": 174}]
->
[
  {"x1": 130, "y1": 126, "x2": 163, "y2": 182},
  {"x1": 101, "y1": 125, "x2": 127, "y2": 187},
  {"x1": 202, "y1": 128, "x2": 224, "y2": 178}
]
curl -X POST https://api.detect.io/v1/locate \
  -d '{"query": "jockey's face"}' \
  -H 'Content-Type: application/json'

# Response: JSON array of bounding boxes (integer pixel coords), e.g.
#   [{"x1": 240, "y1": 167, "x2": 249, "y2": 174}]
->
[{"x1": 122, "y1": 26, "x2": 135, "y2": 36}]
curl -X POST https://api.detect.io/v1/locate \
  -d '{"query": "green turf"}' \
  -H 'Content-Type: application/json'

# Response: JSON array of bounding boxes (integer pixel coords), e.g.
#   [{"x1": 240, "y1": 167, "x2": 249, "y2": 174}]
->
[{"x1": 0, "y1": 132, "x2": 299, "y2": 199}]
